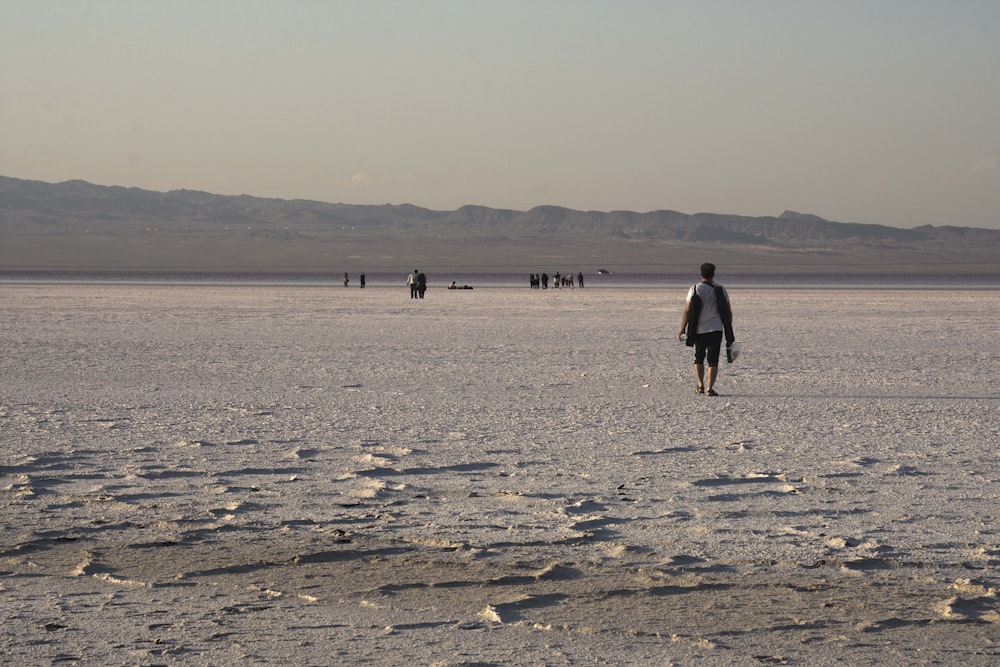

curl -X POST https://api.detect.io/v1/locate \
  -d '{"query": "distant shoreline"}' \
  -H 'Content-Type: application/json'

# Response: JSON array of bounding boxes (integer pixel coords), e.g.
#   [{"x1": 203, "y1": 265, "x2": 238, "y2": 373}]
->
[{"x1": 3, "y1": 269, "x2": 999, "y2": 290}]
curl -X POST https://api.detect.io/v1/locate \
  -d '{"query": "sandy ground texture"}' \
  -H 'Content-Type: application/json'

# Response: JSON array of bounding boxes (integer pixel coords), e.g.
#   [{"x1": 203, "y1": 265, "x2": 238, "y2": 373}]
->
[{"x1": 2, "y1": 283, "x2": 999, "y2": 666}]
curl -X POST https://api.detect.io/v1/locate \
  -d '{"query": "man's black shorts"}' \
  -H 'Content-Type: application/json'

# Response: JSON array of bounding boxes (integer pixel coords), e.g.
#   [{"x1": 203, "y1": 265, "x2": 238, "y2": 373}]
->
[{"x1": 693, "y1": 330, "x2": 724, "y2": 367}]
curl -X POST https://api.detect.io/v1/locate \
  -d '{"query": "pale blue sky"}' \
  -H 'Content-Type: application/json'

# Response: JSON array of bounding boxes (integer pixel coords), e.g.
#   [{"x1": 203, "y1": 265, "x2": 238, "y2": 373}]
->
[{"x1": 2, "y1": 1, "x2": 999, "y2": 228}]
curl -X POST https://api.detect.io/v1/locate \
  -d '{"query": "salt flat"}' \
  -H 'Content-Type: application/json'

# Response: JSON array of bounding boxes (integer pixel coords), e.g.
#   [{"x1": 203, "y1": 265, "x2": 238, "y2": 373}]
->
[{"x1": 1, "y1": 284, "x2": 998, "y2": 665}]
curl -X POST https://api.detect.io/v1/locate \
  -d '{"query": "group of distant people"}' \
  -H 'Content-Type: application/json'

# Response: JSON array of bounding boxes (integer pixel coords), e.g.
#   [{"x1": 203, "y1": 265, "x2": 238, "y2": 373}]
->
[
  {"x1": 339, "y1": 270, "x2": 429, "y2": 297},
  {"x1": 406, "y1": 269, "x2": 427, "y2": 298},
  {"x1": 340, "y1": 270, "x2": 589, "y2": 294},
  {"x1": 343, "y1": 272, "x2": 366, "y2": 288},
  {"x1": 529, "y1": 272, "x2": 585, "y2": 289}
]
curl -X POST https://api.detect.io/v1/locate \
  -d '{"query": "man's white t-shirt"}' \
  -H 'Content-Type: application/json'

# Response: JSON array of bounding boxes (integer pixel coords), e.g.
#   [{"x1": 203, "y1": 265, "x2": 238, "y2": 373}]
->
[{"x1": 687, "y1": 282, "x2": 729, "y2": 334}]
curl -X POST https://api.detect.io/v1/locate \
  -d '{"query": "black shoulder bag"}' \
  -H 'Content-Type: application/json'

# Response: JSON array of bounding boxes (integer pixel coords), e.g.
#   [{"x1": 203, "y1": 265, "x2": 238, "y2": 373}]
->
[{"x1": 685, "y1": 284, "x2": 701, "y2": 346}]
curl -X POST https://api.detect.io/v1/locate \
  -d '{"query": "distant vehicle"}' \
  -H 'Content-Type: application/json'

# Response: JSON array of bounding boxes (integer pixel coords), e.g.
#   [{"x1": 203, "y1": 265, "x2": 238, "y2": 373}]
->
[{"x1": 597, "y1": 269, "x2": 613, "y2": 275}]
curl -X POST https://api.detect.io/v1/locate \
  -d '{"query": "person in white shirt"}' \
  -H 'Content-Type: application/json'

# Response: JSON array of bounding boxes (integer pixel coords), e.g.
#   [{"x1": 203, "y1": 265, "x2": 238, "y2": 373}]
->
[
  {"x1": 677, "y1": 263, "x2": 734, "y2": 396},
  {"x1": 407, "y1": 270, "x2": 418, "y2": 299}
]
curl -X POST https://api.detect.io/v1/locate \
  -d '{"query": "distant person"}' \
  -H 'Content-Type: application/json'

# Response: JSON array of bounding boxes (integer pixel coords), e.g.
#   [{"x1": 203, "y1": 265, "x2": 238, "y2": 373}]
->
[
  {"x1": 578, "y1": 272, "x2": 584, "y2": 288},
  {"x1": 343, "y1": 272, "x2": 349, "y2": 288},
  {"x1": 553, "y1": 272, "x2": 561, "y2": 288},
  {"x1": 677, "y1": 262, "x2": 735, "y2": 396},
  {"x1": 408, "y1": 270, "x2": 418, "y2": 298},
  {"x1": 417, "y1": 270, "x2": 427, "y2": 298},
  {"x1": 359, "y1": 273, "x2": 366, "y2": 289},
  {"x1": 541, "y1": 273, "x2": 549, "y2": 289}
]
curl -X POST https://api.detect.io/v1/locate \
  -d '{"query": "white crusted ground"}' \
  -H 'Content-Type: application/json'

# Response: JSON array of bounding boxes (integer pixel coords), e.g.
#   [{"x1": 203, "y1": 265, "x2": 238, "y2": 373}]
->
[{"x1": 2, "y1": 284, "x2": 998, "y2": 665}]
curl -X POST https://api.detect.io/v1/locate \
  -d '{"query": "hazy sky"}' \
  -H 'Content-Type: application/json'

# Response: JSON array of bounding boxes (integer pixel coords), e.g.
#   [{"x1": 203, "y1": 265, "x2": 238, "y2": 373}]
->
[{"x1": 2, "y1": 1, "x2": 999, "y2": 228}]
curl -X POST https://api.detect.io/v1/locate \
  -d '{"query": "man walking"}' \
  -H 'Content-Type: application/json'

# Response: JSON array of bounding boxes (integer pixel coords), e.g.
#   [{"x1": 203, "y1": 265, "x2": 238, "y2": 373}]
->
[{"x1": 677, "y1": 263, "x2": 734, "y2": 396}]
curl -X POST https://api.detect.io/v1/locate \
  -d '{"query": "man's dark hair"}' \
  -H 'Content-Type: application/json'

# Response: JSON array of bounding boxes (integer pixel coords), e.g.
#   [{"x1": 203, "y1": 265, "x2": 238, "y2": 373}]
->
[{"x1": 700, "y1": 263, "x2": 716, "y2": 280}]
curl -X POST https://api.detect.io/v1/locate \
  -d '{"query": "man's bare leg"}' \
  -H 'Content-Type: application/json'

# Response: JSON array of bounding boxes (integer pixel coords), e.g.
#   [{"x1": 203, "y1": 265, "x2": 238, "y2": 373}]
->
[
  {"x1": 706, "y1": 366, "x2": 718, "y2": 395},
  {"x1": 694, "y1": 364, "x2": 705, "y2": 392}
]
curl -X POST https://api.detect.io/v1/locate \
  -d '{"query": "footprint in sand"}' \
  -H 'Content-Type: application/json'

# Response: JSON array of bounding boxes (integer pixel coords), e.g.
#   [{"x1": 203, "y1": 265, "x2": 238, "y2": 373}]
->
[
  {"x1": 345, "y1": 478, "x2": 389, "y2": 499},
  {"x1": 207, "y1": 500, "x2": 250, "y2": 518},
  {"x1": 935, "y1": 595, "x2": 1000, "y2": 623}
]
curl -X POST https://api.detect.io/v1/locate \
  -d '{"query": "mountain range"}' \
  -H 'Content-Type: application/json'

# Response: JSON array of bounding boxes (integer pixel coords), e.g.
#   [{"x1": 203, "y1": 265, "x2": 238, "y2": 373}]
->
[{"x1": 2, "y1": 175, "x2": 998, "y2": 274}]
